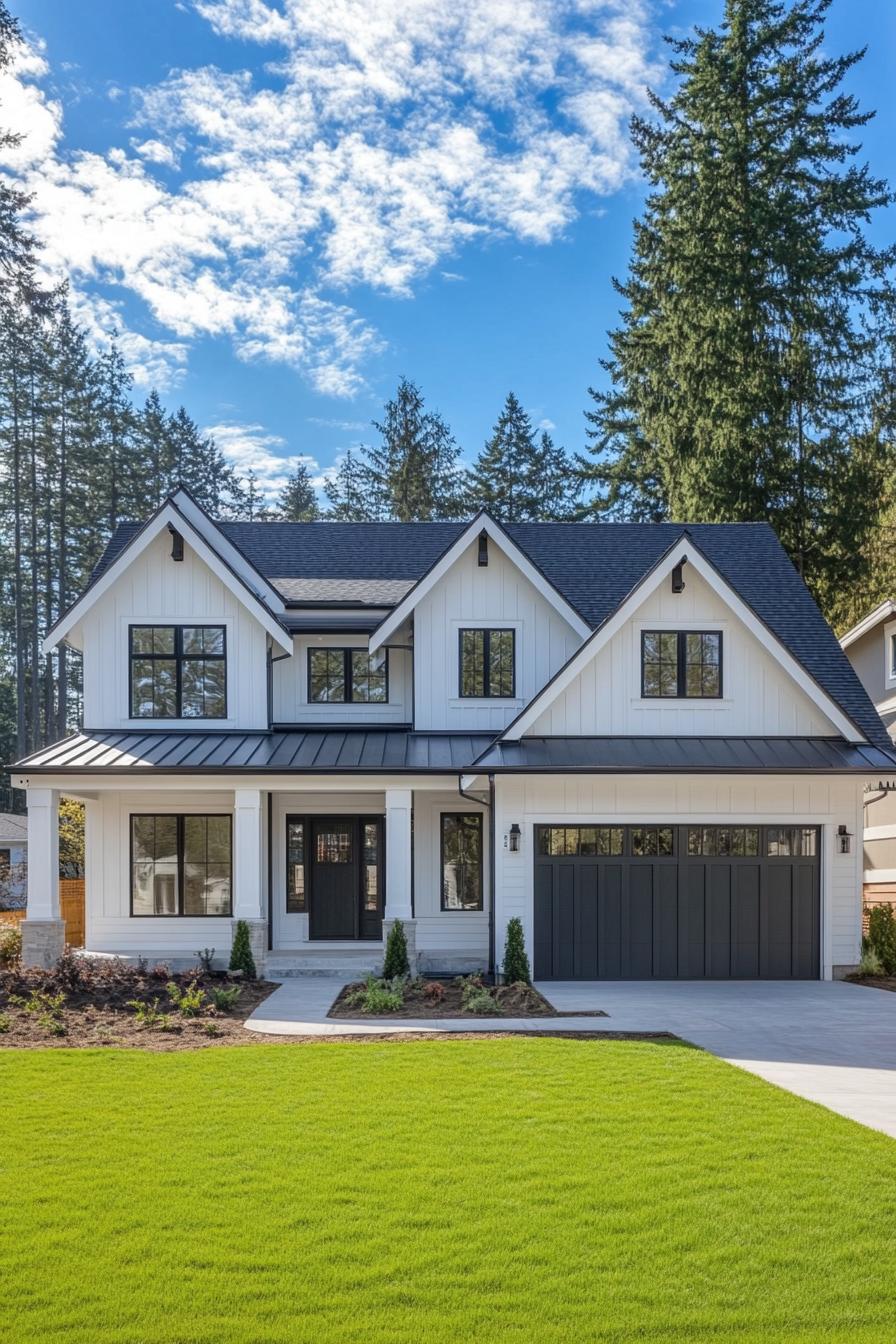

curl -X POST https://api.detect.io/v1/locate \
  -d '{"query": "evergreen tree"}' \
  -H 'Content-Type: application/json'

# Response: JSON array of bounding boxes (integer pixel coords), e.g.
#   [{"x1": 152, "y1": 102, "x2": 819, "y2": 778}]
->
[
  {"x1": 468, "y1": 393, "x2": 577, "y2": 521},
  {"x1": 277, "y1": 462, "x2": 320, "y2": 520},
  {"x1": 581, "y1": 0, "x2": 896, "y2": 609},
  {"x1": 0, "y1": 4, "x2": 42, "y2": 308},
  {"x1": 362, "y1": 376, "x2": 466, "y2": 521},
  {"x1": 324, "y1": 447, "x2": 376, "y2": 520}
]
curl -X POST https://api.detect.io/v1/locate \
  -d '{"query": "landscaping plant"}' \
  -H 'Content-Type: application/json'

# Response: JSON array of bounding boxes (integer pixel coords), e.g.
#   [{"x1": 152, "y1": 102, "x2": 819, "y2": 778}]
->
[
  {"x1": 210, "y1": 985, "x2": 241, "y2": 1012},
  {"x1": 0, "y1": 920, "x2": 22, "y2": 968},
  {"x1": 195, "y1": 948, "x2": 216, "y2": 974},
  {"x1": 127, "y1": 997, "x2": 173, "y2": 1030},
  {"x1": 346, "y1": 975, "x2": 405, "y2": 1014},
  {"x1": 383, "y1": 920, "x2": 410, "y2": 979},
  {"x1": 166, "y1": 981, "x2": 207, "y2": 1017},
  {"x1": 229, "y1": 920, "x2": 257, "y2": 979},
  {"x1": 502, "y1": 917, "x2": 531, "y2": 984},
  {"x1": 864, "y1": 904, "x2": 896, "y2": 975}
]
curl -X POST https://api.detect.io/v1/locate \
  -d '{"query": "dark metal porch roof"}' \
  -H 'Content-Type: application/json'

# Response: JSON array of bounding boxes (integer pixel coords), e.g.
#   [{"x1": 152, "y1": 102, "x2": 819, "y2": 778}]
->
[{"x1": 470, "y1": 736, "x2": 896, "y2": 774}]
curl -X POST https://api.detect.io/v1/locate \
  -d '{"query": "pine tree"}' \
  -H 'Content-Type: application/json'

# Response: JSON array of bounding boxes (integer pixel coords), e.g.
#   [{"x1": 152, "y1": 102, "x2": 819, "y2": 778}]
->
[
  {"x1": 277, "y1": 462, "x2": 320, "y2": 520},
  {"x1": 324, "y1": 447, "x2": 376, "y2": 520},
  {"x1": 361, "y1": 377, "x2": 466, "y2": 521},
  {"x1": 468, "y1": 393, "x2": 576, "y2": 521},
  {"x1": 0, "y1": 4, "x2": 43, "y2": 308},
  {"x1": 581, "y1": 0, "x2": 896, "y2": 610}
]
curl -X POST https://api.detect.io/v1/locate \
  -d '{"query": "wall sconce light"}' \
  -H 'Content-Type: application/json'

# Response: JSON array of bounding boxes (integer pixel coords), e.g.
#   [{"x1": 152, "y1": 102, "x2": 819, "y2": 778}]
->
[
  {"x1": 508, "y1": 823, "x2": 521, "y2": 853},
  {"x1": 837, "y1": 824, "x2": 852, "y2": 855}
]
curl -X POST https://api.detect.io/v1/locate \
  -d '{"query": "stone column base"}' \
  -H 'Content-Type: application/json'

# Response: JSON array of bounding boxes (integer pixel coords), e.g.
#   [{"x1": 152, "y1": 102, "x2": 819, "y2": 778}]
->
[
  {"x1": 382, "y1": 917, "x2": 417, "y2": 977},
  {"x1": 232, "y1": 918, "x2": 268, "y2": 979},
  {"x1": 21, "y1": 919, "x2": 66, "y2": 969}
]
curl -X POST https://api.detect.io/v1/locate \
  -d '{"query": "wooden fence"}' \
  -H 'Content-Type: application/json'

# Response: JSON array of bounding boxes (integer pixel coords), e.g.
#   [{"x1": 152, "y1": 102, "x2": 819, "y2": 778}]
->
[{"x1": 0, "y1": 878, "x2": 85, "y2": 948}]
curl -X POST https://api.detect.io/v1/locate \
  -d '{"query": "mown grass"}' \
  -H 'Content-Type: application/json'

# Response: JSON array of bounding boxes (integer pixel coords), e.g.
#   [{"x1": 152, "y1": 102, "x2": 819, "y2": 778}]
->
[{"x1": 2, "y1": 1037, "x2": 896, "y2": 1343}]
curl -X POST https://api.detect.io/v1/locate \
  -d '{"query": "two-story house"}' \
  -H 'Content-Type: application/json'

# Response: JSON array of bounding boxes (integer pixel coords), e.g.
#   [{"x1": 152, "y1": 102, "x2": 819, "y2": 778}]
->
[{"x1": 13, "y1": 488, "x2": 896, "y2": 980}]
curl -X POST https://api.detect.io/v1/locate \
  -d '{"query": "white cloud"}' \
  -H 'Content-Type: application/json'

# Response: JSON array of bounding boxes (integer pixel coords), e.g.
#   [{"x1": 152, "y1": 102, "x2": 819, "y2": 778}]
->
[
  {"x1": 1, "y1": 1, "x2": 663, "y2": 393},
  {"x1": 307, "y1": 416, "x2": 368, "y2": 431},
  {"x1": 538, "y1": 417, "x2": 556, "y2": 431},
  {"x1": 206, "y1": 421, "x2": 321, "y2": 501}
]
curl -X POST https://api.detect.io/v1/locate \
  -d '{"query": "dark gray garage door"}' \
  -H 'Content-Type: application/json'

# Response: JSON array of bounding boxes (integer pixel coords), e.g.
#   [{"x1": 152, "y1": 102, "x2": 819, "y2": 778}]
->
[{"x1": 533, "y1": 824, "x2": 820, "y2": 980}]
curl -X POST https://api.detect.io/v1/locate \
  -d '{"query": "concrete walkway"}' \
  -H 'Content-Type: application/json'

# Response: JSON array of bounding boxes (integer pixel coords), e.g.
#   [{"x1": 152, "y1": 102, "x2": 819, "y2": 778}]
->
[{"x1": 245, "y1": 977, "x2": 896, "y2": 1139}]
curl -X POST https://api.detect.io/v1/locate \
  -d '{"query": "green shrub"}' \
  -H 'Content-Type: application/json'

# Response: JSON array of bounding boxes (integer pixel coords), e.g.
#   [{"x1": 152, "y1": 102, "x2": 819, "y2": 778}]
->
[
  {"x1": 858, "y1": 944, "x2": 884, "y2": 976},
  {"x1": 229, "y1": 920, "x2": 257, "y2": 979},
  {"x1": 0, "y1": 1012, "x2": 9, "y2": 1033},
  {"x1": 463, "y1": 988, "x2": 504, "y2": 1016},
  {"x1": 128, "y1": 997, "x2": 173, "y2": 1029},
  {"x1": 166, "y1": 981, "x2": 207, "y2": 1017},
  {"x1": 865, "y1": 905, "x2": 896, "y2": 975},
  {"x1": 383, "y1": 921, "x2": 409, "y2": 979},
  {"x1": 15, "y1": 989, "x2": 66, "y2": 1019},
  {"x1": 211, "y1": 985, "x2": 241, "y2": 1012},
  {"x1": 0, "y1": 921, "x2": 22, "y2": 968},
  {"x1": 457, "y1": 973, "x2": 485, "y2": 1008},
  {"x1": 346, "y1": 975, "x2": 404, "y2": 1014},
  {"x1": 502, "y1": 917, "x2": 531, "y2": 984}
]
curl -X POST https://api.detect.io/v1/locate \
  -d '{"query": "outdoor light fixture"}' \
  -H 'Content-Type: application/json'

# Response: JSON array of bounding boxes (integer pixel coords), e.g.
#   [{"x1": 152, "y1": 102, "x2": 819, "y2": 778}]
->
[
  {"x1": 837, "y1": 824, "x2": 852, "y2": 855},
  {"x1": 508, "y1": 823, "x2": 522, "y2": 853}
]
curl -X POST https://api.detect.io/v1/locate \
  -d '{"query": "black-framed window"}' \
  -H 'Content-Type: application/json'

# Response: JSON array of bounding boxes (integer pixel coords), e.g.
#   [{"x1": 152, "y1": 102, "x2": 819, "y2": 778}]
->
[
  {"x1": 286, "y1": 817, "x2": 307, "y2": 912},
  {"x1": 641, "y1": 630, "x2": 722, "y2": 698},
  {"x1": 307, "y1": 648, "x2": 388, "y2": 704},
  {"x1": 441, "y1": 813, "x2": 483, "y2": 911},
  {"x1": 890, "y1": 632, "x2": 896, "y2": 678},
  {"x1": 131, "y1": 814, "x2": 231, "y2": 916},
  {"x1": 130, "y1": 625, "x2": 226, "y2": 719},
  {"x1": 459, "y1": 628, "x2": 515, "y2": 698}
]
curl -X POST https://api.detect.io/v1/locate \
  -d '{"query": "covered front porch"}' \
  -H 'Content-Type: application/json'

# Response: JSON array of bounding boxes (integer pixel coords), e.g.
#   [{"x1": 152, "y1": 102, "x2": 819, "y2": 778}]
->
[{"x1": 17, "y1": 775, "x2": 491, "y2": 977}]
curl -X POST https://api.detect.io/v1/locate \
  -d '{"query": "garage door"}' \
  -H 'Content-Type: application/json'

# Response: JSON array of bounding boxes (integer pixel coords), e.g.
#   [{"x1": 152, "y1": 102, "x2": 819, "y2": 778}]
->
[{"x1": 533, "y1": 824, "x2": 820, "y2": 980}]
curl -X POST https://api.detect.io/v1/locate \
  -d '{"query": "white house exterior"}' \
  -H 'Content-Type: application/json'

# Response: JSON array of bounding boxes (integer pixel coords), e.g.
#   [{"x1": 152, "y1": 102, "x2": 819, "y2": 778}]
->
[
  {"x1": 0, "y1": 812, "x2": 27, "y2": 909},
  {"x1": 13, "y1": 488, "x2": 896, "y2": 979},
  {"x1": 840, "y1": 603, "x2": 896, "y2": 900}
]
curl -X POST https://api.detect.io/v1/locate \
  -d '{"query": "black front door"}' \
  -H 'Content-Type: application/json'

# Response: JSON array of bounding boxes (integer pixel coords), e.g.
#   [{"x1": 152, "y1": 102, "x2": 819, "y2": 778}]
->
[{"x1": 308, "y1": 817, "x2": 384, "y2": 940}]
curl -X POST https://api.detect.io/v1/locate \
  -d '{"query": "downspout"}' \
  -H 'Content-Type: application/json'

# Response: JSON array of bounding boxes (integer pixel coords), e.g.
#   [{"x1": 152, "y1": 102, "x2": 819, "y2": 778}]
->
[{"x1": 458, "y1": 770, "x2": 496, "y2": 980}]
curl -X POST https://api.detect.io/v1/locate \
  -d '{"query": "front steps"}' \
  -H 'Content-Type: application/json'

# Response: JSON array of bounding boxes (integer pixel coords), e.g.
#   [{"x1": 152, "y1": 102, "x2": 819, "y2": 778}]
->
[{"x1": 267, "y1": 945, "x2": 384, "y2": 977}]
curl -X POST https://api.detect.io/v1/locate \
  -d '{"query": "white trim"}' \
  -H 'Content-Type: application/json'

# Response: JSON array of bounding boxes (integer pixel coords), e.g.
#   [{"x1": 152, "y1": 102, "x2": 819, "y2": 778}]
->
[
  {"x1": 840, "y1": 600, "x2": 896, "y2": 650},
  {"x1": 448, "y1": 618, "x2": 523, "y2": 708},
  {"x1": 883, "y1": 619, "x2": 896, "y2": 693},
  {"x1": 863, "y1": 824, "x2": 896, "y2": 841},
  {"x1": 44, "y1": 497, "x2": 292, "y2": 656},
  {"x1": 499, "y1": 538, "x2": 865, "y2": 743},
  {"x1": 367, "y1": 513, "x2": 590, "y2": 654},
  {"x1": 864, "y1": 869, "x2": 896, "y2": 883},
  {"x1": 118, "y1": 614, "x2": 236, "y2": 728}
]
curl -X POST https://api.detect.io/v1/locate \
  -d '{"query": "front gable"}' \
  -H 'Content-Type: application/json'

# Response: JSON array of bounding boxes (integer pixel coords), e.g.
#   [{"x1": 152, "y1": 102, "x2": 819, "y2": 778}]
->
[{"x1": 504, "y1": 537, "x2": 865, "y2": 744}]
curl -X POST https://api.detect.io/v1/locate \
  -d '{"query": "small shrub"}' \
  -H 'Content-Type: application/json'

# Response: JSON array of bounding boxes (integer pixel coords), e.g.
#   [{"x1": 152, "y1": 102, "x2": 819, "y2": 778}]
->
[
  {"x1": 463, "y1": 988, "x2": 504, "y2": 1016},
  {"x1": 865, "y1": 905, "x2": 896, "y2": 975},
  {"x1": 457, "y1": 973, "x2": 485, "y2": 1008},
  {"x1": 135, "y1": 956, "x2": 148, "y2": 975},
  {"x1": 0, "y1": 921, "x2": 22, "y2": 968},
  {"x1": 16, "y1": 989, "x2": 66, "y2": 1019},
  {"x1": 229, "y1": 920, "x2": 257, "y2": 980},
  {"x1": 195, "y1": 948, "x2": 216, "y2": 974},
  {"x1": 346, "y1": 975, "x2": 404, "y2": 1014},
  {"x1": 210, "y1": 985, "x2": 240, "y2": 1012},
  {"x1": 383, "y1": 920, "x2": 410, "y2": 979},
  {"x1": 0, "y1": 1012, "x2": 9, "y2": 1033},
  {"x1": 423, "y1": 980, "x2": 445, "y2": 1004},
  {"x1": 150, "y1": 962, "x2": 171, "y2": 981},
  {"x1": 502, "y1": 917, "x2": 531, "y2": 985},
  {"x1": 39, "y1": 1015, "x2": 66, "y2": 1037},
  {"x1": 166, "y1": 981, "x2": 207, "y2": 1017},
  {"x1": 858, "y1": 944, "x2": 884, "y2": 976},
  {"x1": 204, "y1": 1022, "x2": 221, "y2": 1037},
  {"x1": 128, "y1": 997, "x2": 172, "y2": 1029}
]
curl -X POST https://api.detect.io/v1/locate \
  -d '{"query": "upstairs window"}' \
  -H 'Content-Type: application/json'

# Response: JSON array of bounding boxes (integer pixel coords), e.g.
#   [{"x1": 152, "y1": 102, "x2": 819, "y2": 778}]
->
[
  {"x1": 459, "y1": 628, "x2": 515, "y2": 698},
  {"x1": 641, "y1": 631, "x2": 722, "y2": 699},
  {"x1": 307, "y1": 648, "x2": 388, "y2": 703},
  {"x1": 130, "y1": 626, "x2": 226, "y2": 719}
]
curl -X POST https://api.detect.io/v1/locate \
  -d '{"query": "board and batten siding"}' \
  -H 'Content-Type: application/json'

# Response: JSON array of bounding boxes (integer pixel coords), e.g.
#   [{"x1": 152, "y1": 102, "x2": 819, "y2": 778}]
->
[
  {"x1": 493, "y1": 773, "x2": 866, "y2": 979},
  {"x1": 527, "y1": 566, "x2": 837, "y2": 737},
  {"x1": 272, "y1": 636, "x2": 411, "y2": 724},
  {"x1": 412, "y1": 791, "x2": 489, "y2": 971},
  {"x1": 79, "y1": 530, "x2": 270, "y2": 731},
  {"x1": 412, "y1": 537, "x2": 582, "y2": 731}
]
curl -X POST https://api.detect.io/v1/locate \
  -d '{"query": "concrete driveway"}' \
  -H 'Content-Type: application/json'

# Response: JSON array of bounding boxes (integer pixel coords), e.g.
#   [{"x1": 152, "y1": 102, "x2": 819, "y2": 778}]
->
[{"x1": 539, "y1": 980, "x2": 896, "y2": 1139}]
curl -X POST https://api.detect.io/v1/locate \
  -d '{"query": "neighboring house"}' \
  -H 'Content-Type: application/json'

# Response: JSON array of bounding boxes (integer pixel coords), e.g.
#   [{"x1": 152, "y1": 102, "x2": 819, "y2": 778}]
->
[
  {"x1": 840, "y1": 602, "x2": 896, "y2": 904},
  {"x1": 0, "y1": 812, "x2": 27, "y2": 910},
  {"x1": 12, "y1": 487, "x2": 896, "y2": 979}
]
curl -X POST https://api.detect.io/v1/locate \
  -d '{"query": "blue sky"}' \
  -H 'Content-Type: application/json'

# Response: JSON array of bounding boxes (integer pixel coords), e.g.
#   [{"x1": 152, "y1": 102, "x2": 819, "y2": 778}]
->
[{"x1": 5, "y1": 0, "x2": 895, "y2": 500}]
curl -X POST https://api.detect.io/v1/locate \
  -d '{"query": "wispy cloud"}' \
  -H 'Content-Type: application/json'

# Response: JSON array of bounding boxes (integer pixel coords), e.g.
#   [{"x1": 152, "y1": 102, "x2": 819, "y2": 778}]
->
[
  {"x1": 206, "y1": 421, "x2": 322, "y2": 501},
  {"x1": 1, "y1": 2, "x2": 662, "y2": 393}
]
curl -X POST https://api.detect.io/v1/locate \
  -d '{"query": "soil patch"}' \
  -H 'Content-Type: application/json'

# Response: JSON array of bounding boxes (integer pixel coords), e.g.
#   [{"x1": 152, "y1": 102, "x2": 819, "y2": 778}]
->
[
  {"x1": 845, "y1": 974, "x2": 896, "y2": 994},
  {"x1": 329, "y1": 976, "x2": 560, "y2": 1019},
  {"x1": 0, "y1": 952, "x2": 277, "y2": 1051}
]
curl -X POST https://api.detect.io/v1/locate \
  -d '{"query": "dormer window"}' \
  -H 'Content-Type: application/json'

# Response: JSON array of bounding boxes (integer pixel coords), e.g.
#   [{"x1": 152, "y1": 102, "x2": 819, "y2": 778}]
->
[
  {"x1": 308, "y1": 648, "x2": 388, "y2": 704},
  {"x1": 130, "y1": 626, "x2": 226, "y2": 719},
  {"x1": 641, "y1": 631, "x2": 722, "y2": 699},
  {"x1": 459, "y1": 628, "x2": 515, "y2": 698}
]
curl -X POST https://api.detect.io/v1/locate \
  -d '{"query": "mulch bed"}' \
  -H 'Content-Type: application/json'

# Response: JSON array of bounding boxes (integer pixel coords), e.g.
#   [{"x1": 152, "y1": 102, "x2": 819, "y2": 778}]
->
[
  {"x1": 0, "y1": 952, "x2": 277, "y2": 1051},
  {"x1": 845, "y1": 974, "x2": 896, "y2": 994},
  {"x1": 329, "y1": 977, "x2": 568, "y2": 1019}
]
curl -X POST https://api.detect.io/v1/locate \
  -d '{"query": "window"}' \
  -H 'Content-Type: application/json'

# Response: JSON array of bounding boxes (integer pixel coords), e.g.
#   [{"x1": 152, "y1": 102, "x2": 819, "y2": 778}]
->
[
  {"x1": 687, "y1": 826, "x2": 759, "y2": 857},
  {"x1": 286, "y1": 818, "x2": 306, "y2": 913},
  {"x1": 537, "y1": 826, "x2": 624, "y2": 857},
  {"x1": 441, "y1": 813, "x2": 483, "y2": 910},
  {"x1": 766, "y1": 827, "x2": 817, "y2": 858},
  {"x1": 307, "y1": 648, "x2": 388, "y2": 704},
  {"x1": 890, "y1": 632, "x2": 896, "y2": 679},
  {"x1": 131, "y1": 815, "x2": 231, "y2": 916},
  {"x1": 641, "y1": 631, "x2": 722, "y2": 698},
  {"x1": 130, "y1": 625, "x2": 226, "y2": 719},
  {"x1": 459, "y1": 628, "x2": 515, "y2": 698}
]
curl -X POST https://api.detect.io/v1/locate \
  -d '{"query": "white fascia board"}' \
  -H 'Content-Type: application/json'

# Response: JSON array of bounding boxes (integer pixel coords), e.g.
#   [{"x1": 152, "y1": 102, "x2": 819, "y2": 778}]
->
[
  {"x1": 368, "y1": 513, "x2": 591, "y2": 654},
  {"x1": 169, "y1": 489, "x2": 286, "y2": 615},
  {"x1": 43, "y1": 501, "x2": 293, "y2": 656},
  {"x1": 501, "y1": 538, "x2": 866, "y2": 743},
  {"x1": 840, "y1": 600, "x2": 896, "y2": 650}
]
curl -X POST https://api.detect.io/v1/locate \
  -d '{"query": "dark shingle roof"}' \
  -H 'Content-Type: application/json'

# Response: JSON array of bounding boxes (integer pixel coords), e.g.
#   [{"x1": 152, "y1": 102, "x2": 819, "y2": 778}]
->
[{"x1": 88, "y1": 515, "x2": 890, "y2": 750}]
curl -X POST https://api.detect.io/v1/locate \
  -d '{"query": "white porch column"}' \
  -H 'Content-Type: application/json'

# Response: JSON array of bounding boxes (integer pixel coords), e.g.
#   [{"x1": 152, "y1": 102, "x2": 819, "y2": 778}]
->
[
  {"x1": 233, "y1": 788, "x2": 266, "y2": 976},
  {"x1": 384, "y1": 787, "x2": 416, "y2": 973},
  {"x1": 22, "y1": 787, "x2": 64, "y2": 968}
]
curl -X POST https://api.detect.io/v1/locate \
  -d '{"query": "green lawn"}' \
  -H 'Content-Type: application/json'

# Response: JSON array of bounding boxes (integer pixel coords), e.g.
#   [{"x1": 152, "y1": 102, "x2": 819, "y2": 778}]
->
[{"x1": 2, "y1": 1039, "x2": 896, "y2": 1343}]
